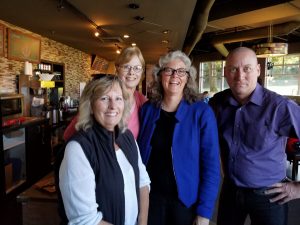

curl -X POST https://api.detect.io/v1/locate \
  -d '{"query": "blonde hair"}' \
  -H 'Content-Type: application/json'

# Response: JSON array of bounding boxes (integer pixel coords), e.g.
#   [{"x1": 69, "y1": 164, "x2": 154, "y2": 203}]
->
[
  {"x1": 115, "y1": 46, "x2": 145, "y2": 70},
  {"x1": 75, "y1": 75, "x2": 130, "y2": 132}
]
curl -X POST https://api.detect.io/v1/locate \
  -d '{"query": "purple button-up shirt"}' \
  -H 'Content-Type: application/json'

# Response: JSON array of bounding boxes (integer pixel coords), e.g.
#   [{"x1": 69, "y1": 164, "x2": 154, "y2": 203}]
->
[{"x1": 210, "y1": 84, "x2": 300, "y2": 188}]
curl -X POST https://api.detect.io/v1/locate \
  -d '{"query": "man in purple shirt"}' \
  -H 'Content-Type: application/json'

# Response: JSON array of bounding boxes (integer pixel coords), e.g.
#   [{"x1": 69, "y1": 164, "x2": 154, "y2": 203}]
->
[{"x1": 209, "y1": 47, "x2": 300, "y2": 225}]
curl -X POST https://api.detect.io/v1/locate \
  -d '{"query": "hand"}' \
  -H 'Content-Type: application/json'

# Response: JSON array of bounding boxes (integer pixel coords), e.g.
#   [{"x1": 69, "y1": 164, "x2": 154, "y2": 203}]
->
[
  {"x1": 193, "y1": 215, "x2": 209, "y2": 225},
  {"x1": 265, "y1": 181, "x2": 300, "y2": 204},
  {"x1": 99, "y1": 220, "x2": 113, "y2": 225}
]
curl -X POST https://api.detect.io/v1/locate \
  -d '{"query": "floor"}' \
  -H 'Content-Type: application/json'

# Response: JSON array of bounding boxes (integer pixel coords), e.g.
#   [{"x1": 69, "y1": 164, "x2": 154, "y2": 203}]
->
[{"x1": 1, "y1": 162, "x2": 300, "y2": 225}]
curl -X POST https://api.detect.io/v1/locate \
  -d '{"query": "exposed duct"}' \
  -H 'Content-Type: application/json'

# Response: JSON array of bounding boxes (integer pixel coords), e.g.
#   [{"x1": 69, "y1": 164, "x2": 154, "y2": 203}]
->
[
  {"x1": 183, "y1": 0, "x2": 215, "y2": 56},
  {"x1": 211, "y1": 21, "x2": 300, "y2": 57}
]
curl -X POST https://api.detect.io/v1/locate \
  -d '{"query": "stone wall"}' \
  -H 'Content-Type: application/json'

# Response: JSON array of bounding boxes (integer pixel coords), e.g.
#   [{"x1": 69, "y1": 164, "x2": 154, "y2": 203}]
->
[{"x1": 0, "y1": 19, "x2": 101, "y2": 99}]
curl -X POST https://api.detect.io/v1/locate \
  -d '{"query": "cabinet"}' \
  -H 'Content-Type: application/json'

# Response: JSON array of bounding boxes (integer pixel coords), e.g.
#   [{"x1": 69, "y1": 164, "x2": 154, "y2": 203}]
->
[
  {"x1": 1, "y1": 128, "x2": 26, "y2": 197},
  {"x1": 26, "y1": 122, "x2": 52, "y2": 182},
  {"x1": 0, "y1": 119, "x2": 52, "y2": 201}
]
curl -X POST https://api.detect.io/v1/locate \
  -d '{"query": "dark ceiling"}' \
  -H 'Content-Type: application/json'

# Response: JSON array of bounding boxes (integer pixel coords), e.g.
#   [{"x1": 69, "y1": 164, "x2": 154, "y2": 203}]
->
[
  {"x1": 0, "y1": 0, "x2": 300, "y2": 64},
  {"x1": 193, "y1": 0, "x2": 300, "y2": 58}
]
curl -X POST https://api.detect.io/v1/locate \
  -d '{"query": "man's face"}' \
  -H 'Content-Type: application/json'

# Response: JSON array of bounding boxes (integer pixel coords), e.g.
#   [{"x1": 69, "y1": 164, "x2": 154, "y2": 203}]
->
[{"x1": 224, "y1": 48, "x2": 260, "y2": 103}]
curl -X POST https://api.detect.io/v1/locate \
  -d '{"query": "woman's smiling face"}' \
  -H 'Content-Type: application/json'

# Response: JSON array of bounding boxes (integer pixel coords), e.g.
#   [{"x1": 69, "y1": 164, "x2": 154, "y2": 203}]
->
[
  {"x1": 117, "y1": 55, "x2": 143, "y2": 90},
  {"x1": 161, "y1": 58, "x2": 188, "y2": 97},
  {"x1": 92, "y1": 83, "x2": 124, "y2": 131}
]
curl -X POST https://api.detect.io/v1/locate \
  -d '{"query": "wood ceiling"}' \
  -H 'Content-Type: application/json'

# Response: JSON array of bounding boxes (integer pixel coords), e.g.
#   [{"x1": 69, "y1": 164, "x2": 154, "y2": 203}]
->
[{"x1": 1, "y1": 0, "x2": 300, "y2": 63}]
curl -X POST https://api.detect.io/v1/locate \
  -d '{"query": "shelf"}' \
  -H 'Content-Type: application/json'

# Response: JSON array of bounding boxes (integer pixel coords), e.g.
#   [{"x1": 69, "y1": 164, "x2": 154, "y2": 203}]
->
[{"x1": 34, "y1": 69, "x2": 52, "y2": 73}]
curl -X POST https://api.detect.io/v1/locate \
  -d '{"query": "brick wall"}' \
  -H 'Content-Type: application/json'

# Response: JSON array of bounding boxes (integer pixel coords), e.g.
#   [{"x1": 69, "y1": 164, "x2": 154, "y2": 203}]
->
[{"x1": 0, "y1": 20, "x2": 101, "y2": 99}]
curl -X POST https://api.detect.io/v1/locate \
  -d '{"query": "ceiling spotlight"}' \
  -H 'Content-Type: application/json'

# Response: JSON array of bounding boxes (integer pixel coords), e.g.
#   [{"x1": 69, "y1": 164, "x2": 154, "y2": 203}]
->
[
  {"x1": 94, "y1": 26, "x2": 104, "y2": 37},
  {"x1": 123, "y1": 34, "x2": 130, "y2": 39},
  {"x1": 163, "y1": 30, "x2": 170, "y2": 34},
  {"x1": 162, "y1": 40, "x2": 169, "y2": 44},
  {"x1": 134, "y1": 16, "x2": 145, "y2": 21},
  {"x1": 115, "y1": 44, "x2": 122, "y2": 54},
  {"x1": 57, "y1": 0, "x2": 64, "y2": 11},
  {"x1": 131, "y1": 43, "x2": 136, "y2": 46},
  {"x1": 128, "y1": 3, "x2": 140, "y2": 9}
]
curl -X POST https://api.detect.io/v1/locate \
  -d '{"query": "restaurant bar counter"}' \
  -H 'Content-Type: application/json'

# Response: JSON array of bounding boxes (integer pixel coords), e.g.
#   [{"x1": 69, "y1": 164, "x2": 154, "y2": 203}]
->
[{"x1": 0, "y1": 117, "x2": 52, "y2": 202}]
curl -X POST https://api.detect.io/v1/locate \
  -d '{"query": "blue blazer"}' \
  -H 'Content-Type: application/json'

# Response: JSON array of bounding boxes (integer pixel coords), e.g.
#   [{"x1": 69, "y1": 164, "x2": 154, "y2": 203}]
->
[{"x1": 137, "y1": 100, "x2": 220, "y2": 219}]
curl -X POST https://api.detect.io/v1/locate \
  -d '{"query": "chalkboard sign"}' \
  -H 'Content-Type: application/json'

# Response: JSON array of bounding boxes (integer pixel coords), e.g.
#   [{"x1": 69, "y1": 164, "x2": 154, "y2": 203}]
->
[
  {"x1": 7, "y1": 28, "x2": 41, "y2": 63},
  {"x1": 0, "y1": 24, "x2": 4, "y2": 57}
]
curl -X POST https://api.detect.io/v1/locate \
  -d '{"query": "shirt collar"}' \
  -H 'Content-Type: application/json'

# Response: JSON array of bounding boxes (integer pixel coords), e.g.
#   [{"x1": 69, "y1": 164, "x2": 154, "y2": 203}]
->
[
  {"x1": 228, "y1": 83, "x2": 263, "y2": 106},
  {"x1": 249, "y1": 84, "x2": 263, "y2": 106}
]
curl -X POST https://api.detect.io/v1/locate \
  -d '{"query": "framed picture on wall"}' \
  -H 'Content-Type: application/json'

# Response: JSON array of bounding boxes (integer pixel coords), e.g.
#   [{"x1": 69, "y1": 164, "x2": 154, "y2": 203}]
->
[
  {"x1": 91, "y1": 54, "x2": 109, "y2": 72},
  {"x1": 7, "y1": 28, "x2": 41, "y2": 63},
  {"x1": 0, "y1": 24, "x2": 4, "y2": 57}
]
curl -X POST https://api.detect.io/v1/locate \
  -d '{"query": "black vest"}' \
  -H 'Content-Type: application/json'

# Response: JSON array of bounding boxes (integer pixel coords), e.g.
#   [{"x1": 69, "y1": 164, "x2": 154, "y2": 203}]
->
[{"x1": 69, "y1": 123, "x2": 140, "y2": 225}]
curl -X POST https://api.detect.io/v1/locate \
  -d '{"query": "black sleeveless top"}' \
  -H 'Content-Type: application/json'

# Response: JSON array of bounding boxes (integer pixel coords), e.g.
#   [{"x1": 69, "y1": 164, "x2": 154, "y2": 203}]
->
[{"x1": 70, "y1": 122, "x2": 140, "y2": 225}]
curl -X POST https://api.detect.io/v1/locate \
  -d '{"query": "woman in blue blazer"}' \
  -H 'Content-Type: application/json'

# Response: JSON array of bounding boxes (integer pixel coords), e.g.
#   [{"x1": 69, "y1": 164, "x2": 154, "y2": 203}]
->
[{"x1": 138, "y1": 50, "x2": 220, "y2": 225}]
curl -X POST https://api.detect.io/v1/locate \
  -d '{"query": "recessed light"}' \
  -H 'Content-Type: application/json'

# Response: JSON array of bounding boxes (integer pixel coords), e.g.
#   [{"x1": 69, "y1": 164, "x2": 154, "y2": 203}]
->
[
  {"x1": 128, "y1": 3, "x2": 140, "y2": 9},
  {"x1": 123, "y1": 34, "x2": 130, "y2": 39},
  {"x1": 94, "y1": 31, "x2": 100, "y2": 37},
  {"x1": 162, "y1": 40, "x2": 169, "y2": 44},
  {"x1": 163, "y1": 30, "x2": 170, "y2": 34},
  {"x1": 131, "y1": 43, "x2": 136, "y2": 46}
]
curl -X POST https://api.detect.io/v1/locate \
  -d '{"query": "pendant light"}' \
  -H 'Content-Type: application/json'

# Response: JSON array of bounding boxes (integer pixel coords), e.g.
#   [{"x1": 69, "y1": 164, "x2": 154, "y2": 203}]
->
[{"x1": 253, "y1": 23, "x2": 288, "y2": 58}]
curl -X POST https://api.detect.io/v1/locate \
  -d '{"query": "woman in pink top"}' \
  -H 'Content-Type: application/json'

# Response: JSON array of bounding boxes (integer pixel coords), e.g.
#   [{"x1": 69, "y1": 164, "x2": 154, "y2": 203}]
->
[{"x1": 63, "y1": 46, "x2": 147, "y2": 141}]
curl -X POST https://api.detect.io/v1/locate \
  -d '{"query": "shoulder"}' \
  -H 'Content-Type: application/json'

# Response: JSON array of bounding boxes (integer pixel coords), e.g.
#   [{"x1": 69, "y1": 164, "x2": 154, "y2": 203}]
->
[
  {"x1": 122, "y1": 129, "x2": 135, "y2": 140},
  {"x1": 134, "y1": 91, "x2": 147, "y2": 107},
  {"x1": 177, "y1": 100, "x2": 214, "y2": 119},
  {"x1": 117, "y1": 130, "x2": 139, "y2": 157},
  {"x1": 210, "y1": 89, "x2": 230, "y2": 102},
  {"x1": 261, "y1": 87, "x2": 293, "y2": 106},
  {"x1": 141, "y1": 100, "x2": 156, "y2": 111},
  {"x1": 208, "y1": 89, "x2": 232, "y2": 112},
  {"x1": 180, "y1": 99, "x2": 210, "y2": 111},
  {"x1": 63, "y1": 141, "x2": 88, "y2": 166},
  {"x1": 68, "y1": 128, "x2": 96, "y2": 157},
  {"x1": 118, "y1": 129, "x2": 136, "y2": 145},
  {"x1": 69, "y1": 128, "x2": 92, "y2": 143}
]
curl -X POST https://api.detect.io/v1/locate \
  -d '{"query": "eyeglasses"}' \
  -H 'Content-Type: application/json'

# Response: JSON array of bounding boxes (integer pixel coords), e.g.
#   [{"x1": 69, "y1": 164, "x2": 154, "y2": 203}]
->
[
  {"x1": 227, "y1": 65, "x2": 256, "y2": 74},
  {"x1": 119, "y1": 65, "x2": 143, "y2": 73},
  {"x1": 161, "y1": 67, "x2": 189, "y2": 77}
]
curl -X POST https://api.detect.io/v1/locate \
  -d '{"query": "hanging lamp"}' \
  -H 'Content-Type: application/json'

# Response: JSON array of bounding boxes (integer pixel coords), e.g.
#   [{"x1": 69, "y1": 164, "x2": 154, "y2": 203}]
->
[{"x1": 253, "y1": 23, "x2": 288, "y2": 58}]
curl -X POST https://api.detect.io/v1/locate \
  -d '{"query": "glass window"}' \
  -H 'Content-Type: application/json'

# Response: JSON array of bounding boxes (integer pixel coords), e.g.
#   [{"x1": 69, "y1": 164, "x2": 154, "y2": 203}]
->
[
  {"x1": 199, "y1": 54, "x2": 300, "y2": 96},
  {"x1": 199, "y1": 61, "x2": 227, "y2": 94},
  {"x1": 266, "y1": 55, "x2": 300, "y2": 96}
]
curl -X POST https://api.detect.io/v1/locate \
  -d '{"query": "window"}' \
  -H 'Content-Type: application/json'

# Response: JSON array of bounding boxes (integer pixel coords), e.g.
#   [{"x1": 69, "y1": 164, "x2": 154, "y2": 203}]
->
[
  {"x1": 199, "y1": 61, "x2": 228, "y2": 93},
  {"x1": 199, "y1": 55, "x2": 300, "y2": 96},
  {"x1": 266, "y1": 55, "x2": 300, "y2": 96}
]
